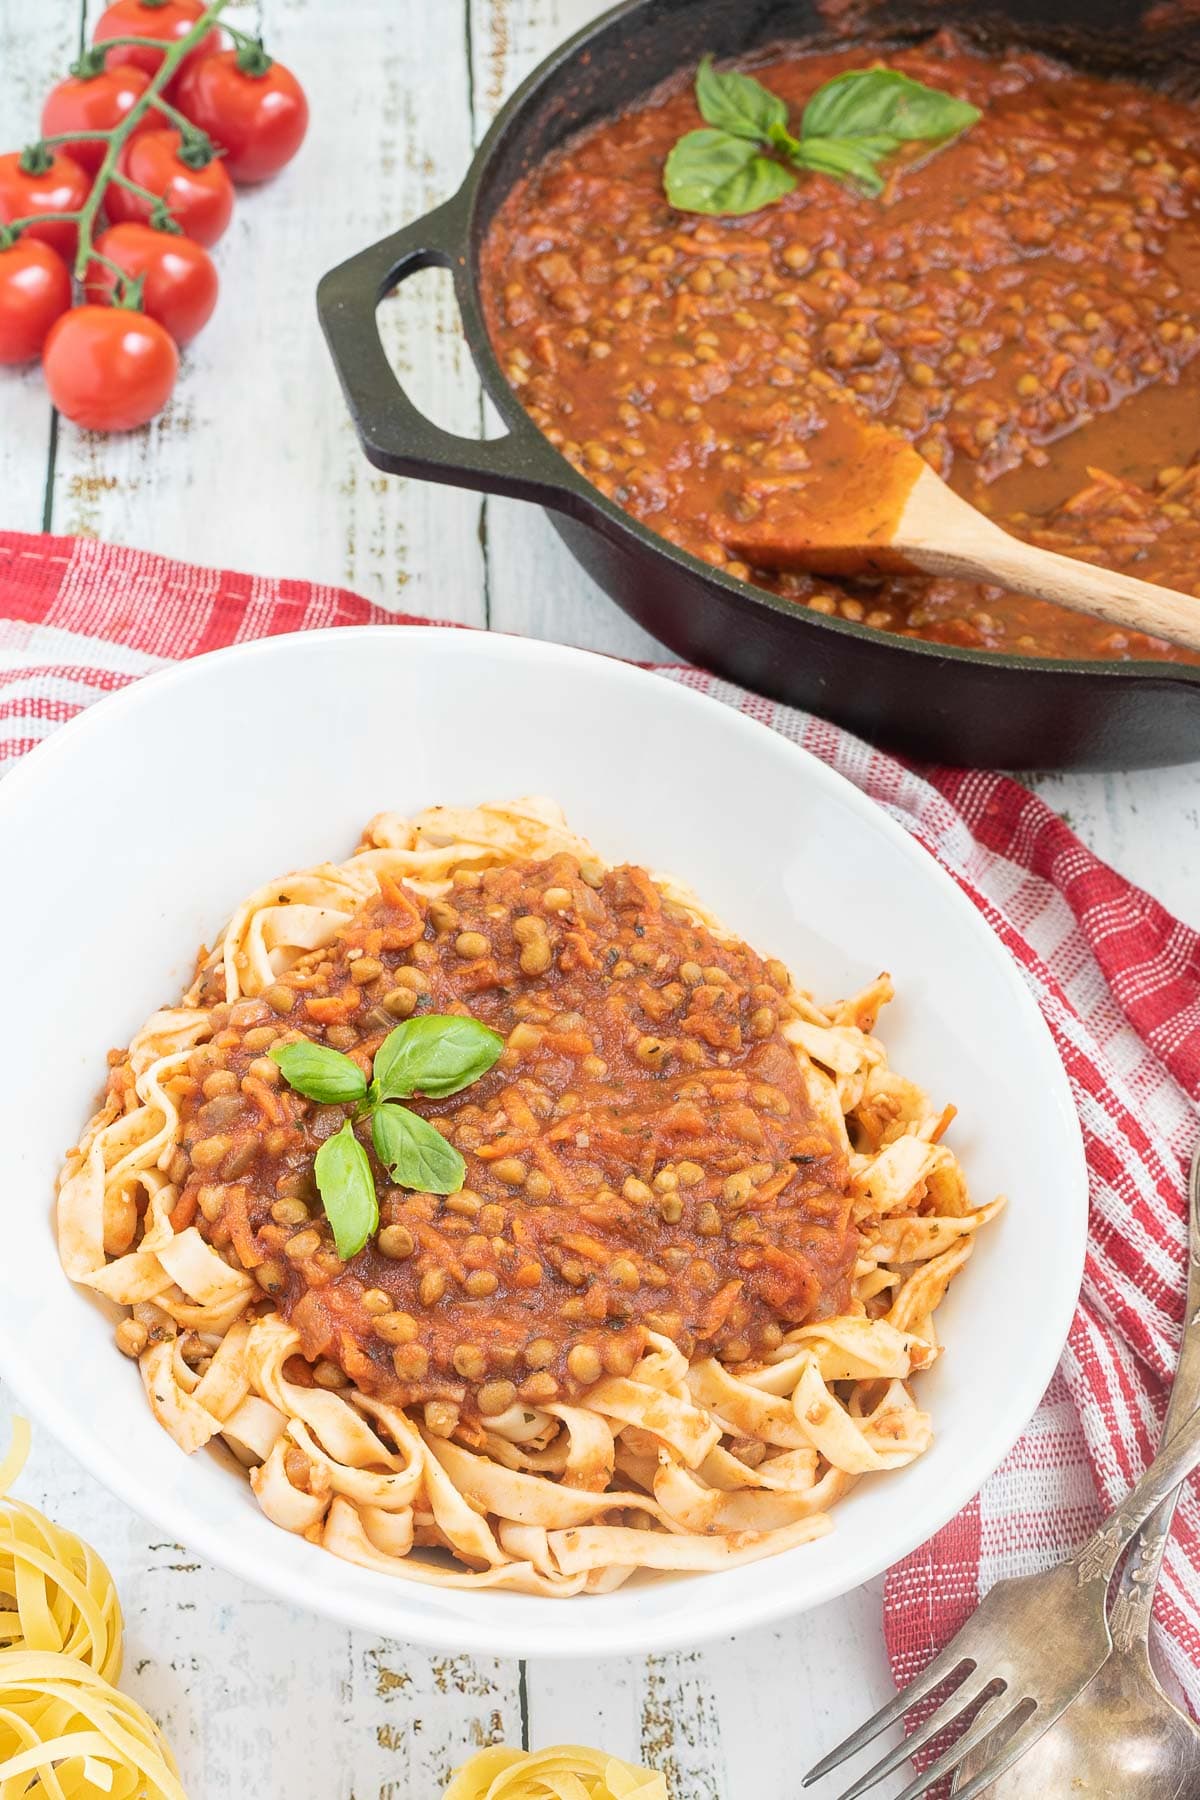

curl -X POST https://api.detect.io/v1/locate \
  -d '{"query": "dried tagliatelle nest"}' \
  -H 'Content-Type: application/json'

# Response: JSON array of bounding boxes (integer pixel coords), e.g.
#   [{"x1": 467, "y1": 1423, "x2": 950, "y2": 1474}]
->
[
  {"x1": 444, "y1": 1744, "x2": 668, "y2": 1799},
  {"x1": 0, "y1": 1418, "x2": 186, "y2": 1800}
]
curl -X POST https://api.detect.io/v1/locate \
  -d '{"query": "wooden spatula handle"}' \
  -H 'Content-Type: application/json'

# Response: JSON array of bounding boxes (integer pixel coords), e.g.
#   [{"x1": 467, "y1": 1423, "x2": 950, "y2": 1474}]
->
[
  {"x1": 914, "y1": 532, "x2": 1200, "y2": 653},
  {"x1": 898, "y1": 468, "x2": 1200, "y2": 653}
]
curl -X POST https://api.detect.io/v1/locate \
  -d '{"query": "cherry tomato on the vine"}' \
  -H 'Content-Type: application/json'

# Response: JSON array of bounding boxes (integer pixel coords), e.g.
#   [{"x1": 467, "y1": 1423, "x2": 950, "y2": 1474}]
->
[
  {"x1": 0, "y1": 237, "x2": 73, "y2": 364},
  {"x1": 107, "y1": 129, "x2": 234, "y2": 247},
  {"x1": 40, "y1": 64, "x2": 156, "y2": 175},
  {"x1": 92, "y1": 0, "x2": 222, "y2": 84},
  {"x1": 43, "y1": 304, "x2": 178, "y2": 431},
  {"x1": 86, "y1": 222, "x2": 217, "y2": 345},
  {"x1": 174, "y1": 46, "x2": 308, "y2": 183},
  {"x1": 0, "y1": 149, "x2": 90, "y2": 260}
]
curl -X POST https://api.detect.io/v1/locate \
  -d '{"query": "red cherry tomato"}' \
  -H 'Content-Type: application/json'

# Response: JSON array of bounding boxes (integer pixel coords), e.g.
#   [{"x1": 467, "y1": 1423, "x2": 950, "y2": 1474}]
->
[
  {"x1": 0, "y1": 237, "x2": 73, "y2": 364},
  {"x1": 86, "y1": 222, "x2": 217, "y2": 345},
  {"x1": 0, "y1": 150, "x2": 90, "y2": 260},
  {"x1": 106, "y1": 129, "x2": 234, "y2": 247},
  {"x1": 174, "y1": 47, "x2": 308, "y2": 183},
  {"x1": 43, "y1": 304, "x2": 178, "y2": 431},
  {"x1": 40, "y1": 65, "x2": 156, "y2": 175},
  {"x1": 92, "y1": 0, "x2": 221, "y2": 83}
]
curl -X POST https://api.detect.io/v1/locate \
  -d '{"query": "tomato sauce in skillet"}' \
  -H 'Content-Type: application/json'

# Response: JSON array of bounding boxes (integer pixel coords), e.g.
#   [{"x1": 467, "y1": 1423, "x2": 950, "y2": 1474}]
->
[{"x1": 481, "y1": 32, "x2": 1200, "y2": 663}]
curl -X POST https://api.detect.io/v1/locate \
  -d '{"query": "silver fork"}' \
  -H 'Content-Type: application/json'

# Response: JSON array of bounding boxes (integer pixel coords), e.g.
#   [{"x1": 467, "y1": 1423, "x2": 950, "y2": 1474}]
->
[
  {"x1": 804, "y1": 1234, "x2": 1200, "y2": 1797},
  {"x1": 950, "y1": 1140, "x2": 1200, "y2": 1796}
]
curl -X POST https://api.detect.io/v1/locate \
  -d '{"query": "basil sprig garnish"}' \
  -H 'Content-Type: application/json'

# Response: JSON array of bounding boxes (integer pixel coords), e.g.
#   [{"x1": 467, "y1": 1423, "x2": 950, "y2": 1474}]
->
[
  {"x1": 270, "y1": 1013, "x2": 504, "y2": 1259},
  {"x1": 664, "y1": 58, "x2": 980, "y2": 214}
]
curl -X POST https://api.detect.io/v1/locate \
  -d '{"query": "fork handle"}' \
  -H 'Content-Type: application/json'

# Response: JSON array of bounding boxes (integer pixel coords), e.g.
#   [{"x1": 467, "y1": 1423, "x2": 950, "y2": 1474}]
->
[
  {"x1": 1073, "y1": 1385, "x2": 1200, "y2": 1589},
  {"x1": 1110, "y1": 1142, "x2": 1200, "y2": 1649}
]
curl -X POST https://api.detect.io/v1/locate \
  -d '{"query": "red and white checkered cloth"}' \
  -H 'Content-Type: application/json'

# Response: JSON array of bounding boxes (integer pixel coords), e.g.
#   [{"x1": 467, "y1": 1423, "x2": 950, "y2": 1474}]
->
[{"x1": 2, "y1": 528, "x2": 1199, "y2": 1707}]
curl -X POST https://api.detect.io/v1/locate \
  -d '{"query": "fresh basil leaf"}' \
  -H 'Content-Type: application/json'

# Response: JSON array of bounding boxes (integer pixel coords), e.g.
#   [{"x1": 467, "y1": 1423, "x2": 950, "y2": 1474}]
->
[
  {"x1": 373, "y1": 1013, "x2": 505, "y2": 1101},
  {"x1": 314, "y1": 1120, "x2": 378, "y2": 1259},
  {"x1": 848, "y1": 132, "x2": 904, "y2": 159},
  {"x1": 794, "y1": 136, "x2": 887, "y2": 196},
  {"x1": 664, "y1": 129, "x2": 797, "y2": 216},
  {"x1": 372, "y1": 1102, "x2": 465, "y2": 1195},
  {"x1": 695, "y1": 54, "x2": 795, "y2": 150},
  {"x1": 801, "y1": 68, "x2": 980, "y2": 147},
  {"x1": 269, "y1": 1040, "x2": 368, "y2": 1105}
]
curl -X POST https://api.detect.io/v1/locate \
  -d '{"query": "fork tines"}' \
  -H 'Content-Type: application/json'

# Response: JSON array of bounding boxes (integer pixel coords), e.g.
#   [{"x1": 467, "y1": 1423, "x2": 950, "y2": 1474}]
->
[{"x1": 803, "y1": 1651, "x2": 1039, "y2": 1799}]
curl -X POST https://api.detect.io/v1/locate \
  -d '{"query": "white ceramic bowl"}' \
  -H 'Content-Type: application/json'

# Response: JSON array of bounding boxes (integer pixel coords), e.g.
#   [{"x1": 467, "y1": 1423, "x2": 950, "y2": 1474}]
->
[{"x1": 0, "y1": 628, "x2": 1086, "y2": 1658}]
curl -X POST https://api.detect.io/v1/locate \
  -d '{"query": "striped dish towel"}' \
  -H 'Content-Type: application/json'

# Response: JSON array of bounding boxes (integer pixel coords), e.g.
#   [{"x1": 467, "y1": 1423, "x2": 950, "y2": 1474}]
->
[{"x1": 2, "y1": 527, "x2": 1199, "y2": 1711}]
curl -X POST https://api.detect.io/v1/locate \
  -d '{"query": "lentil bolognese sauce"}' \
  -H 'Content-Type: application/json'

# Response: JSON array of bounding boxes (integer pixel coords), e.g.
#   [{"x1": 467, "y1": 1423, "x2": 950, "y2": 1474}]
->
[
  {"x1": 481, "y1": 33, "x2": 1200, "y2": 662},
  {"x1": 58, "y1": 800, "x2": 1001, "y2": 1591}
]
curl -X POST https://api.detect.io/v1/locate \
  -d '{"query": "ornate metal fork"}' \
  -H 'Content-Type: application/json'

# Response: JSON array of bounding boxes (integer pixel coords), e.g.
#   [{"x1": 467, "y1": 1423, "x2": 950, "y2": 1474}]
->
[
  {"x1": 804, "y1": 1143, "x2": 1200, "y2": 1800},
  {"x1": 950, "y1": 1140, "x2": 1200, "y2": 1796}
]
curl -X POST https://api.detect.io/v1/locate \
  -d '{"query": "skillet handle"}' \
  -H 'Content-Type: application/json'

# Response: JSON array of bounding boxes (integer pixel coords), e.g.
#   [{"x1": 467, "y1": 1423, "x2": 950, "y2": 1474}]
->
[{"x1": 317, "y1": 188, "x2": 585, "y2": 511}]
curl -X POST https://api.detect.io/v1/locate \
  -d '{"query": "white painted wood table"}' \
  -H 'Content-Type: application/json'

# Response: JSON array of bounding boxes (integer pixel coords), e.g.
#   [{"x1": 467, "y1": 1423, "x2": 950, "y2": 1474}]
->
[{"x1": 1, "y1": 3, "x2": 1198, "y2": 1795}]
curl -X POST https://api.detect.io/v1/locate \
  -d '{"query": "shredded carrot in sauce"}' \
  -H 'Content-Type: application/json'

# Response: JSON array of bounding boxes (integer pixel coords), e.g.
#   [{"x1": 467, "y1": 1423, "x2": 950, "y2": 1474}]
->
[{"x1": 178, "y1": 852, "x2": 857, "y2": 1415}]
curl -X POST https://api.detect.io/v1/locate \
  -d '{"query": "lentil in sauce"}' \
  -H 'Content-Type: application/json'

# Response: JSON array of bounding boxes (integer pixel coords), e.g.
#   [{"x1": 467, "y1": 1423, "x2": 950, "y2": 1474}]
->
[
  {"x1": 172, "y1": 853, "x2": 857, "y2": 1419},
  {"x1": 481, "y1": 33, "x2": 1200, "y2": 662}
]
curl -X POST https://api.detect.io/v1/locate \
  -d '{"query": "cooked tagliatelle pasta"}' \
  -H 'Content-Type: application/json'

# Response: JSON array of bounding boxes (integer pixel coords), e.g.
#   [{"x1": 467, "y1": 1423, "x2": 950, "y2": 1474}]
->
[
  {"x1": 57, "y1": 798, "x2": 1003, "y2": 1593},
  {"x1": 444, "y1": 1744, "x2": 667, "y2": 1800},
  {"x1": 0, "y1": 1418, "x2": 186, "y2": 1799}
]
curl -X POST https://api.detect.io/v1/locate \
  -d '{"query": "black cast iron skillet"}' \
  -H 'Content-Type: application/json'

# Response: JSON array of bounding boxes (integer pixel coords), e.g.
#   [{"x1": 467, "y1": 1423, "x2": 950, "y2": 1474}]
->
[{"x1": 317, "y1": 0, "x2": 1200, "y2": 770}]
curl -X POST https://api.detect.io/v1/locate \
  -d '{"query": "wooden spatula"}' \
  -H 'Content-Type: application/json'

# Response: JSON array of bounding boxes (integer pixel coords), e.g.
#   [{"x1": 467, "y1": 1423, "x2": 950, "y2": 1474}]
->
[{"x1": 718, "y1": 405, "x2": 1200, "y2": 654}]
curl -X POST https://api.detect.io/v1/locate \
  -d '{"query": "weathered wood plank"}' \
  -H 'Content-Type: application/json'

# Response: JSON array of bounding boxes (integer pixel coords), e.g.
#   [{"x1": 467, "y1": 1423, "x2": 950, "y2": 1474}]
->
[
  {"x1": 46, "y1": 0, "x2": 488, "y2": 623},
  {"x1": 704, "y1": 1595, "x2": 907, "y2": 1797},
  {"x1": 0, "y1": 0, "x2": 80, "y2": 531},
  {"x1": 523, "y1": 1590, "x2": 905, "y2": 1798}
]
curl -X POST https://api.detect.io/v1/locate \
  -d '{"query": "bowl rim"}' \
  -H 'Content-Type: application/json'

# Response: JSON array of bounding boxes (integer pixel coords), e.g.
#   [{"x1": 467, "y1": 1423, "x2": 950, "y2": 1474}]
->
[
  {"x1": 0, "y1": 625, "x2": 1089, "y2": 1657},
  {"x1": 453, "y1": 0, "x2": 1200, "y2": 697}
]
